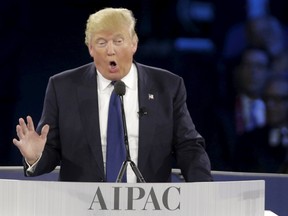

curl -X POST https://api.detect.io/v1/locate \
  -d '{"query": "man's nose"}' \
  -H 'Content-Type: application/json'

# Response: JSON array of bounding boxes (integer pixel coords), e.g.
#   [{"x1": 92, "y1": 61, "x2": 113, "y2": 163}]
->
[{"x1": 106, "y1": 41, "x2": 115, "y2": 55}]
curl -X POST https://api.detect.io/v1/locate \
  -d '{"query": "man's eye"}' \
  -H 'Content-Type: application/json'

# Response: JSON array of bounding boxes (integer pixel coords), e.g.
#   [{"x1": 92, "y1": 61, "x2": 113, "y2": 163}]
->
[
  {"x1": 96, "y1": 41, "x2": 107, "y2": 47},
  {"x1": 114, "y1": 39, "x2": 124, "y2": 45}
]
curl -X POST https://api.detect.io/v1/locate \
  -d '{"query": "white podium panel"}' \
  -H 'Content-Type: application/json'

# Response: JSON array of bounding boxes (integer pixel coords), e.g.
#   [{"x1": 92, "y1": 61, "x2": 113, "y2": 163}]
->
[{"x1": 0, "y1": 179, "x2": 264, "y2": 216}]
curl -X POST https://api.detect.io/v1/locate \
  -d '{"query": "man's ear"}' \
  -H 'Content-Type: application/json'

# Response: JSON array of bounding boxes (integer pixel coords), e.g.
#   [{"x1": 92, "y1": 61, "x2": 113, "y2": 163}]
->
[
  {"x1": 131, "y1": 37, "x2": 138, "y2": 54},
  {"x1": 88, "y1": 44, "x2": 94, "y2": 57}
]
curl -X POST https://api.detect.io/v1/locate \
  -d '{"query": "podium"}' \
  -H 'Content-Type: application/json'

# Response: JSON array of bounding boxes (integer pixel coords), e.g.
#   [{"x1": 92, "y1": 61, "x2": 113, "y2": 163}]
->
[{"x1": 0, "y1": 179, "x2": 264, "y2": 216}]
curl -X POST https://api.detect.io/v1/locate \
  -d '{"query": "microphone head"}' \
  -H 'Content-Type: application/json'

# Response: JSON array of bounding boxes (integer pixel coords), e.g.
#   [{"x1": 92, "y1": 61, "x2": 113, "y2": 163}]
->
[{"x1": 114, "y1": 80, "x2": 126, "y2": 96}]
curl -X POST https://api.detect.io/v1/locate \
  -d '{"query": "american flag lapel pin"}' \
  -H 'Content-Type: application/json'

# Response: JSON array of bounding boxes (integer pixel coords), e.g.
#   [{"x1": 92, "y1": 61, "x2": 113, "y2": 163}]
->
[{"x1": 148, "y1": 94, "x2": 154, "y2": 100}]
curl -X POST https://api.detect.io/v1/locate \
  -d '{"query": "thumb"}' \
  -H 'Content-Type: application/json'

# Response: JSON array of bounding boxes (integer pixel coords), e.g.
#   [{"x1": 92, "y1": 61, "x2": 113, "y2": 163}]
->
[{"x1": 40, "y1": 124, "x2": 50, "y2": 139}]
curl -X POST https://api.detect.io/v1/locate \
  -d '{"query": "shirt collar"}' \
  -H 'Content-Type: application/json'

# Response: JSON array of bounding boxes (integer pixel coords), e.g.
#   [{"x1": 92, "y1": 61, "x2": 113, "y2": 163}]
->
[
  {"x1": 122, "y1": 63, "x2": 137, "y2": 90},
  {"x1": 97, "y1": 63, "x2": 137, "y2": 91}
]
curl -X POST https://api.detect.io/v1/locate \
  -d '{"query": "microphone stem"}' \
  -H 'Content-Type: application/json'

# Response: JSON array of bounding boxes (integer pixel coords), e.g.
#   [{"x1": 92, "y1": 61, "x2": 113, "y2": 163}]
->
[
  {"x1": 117, "y1": 94, "x2": 146, "y2": 183},
  {"x1": 119, "y1": 95, "x2": 131, "y2": 161}
]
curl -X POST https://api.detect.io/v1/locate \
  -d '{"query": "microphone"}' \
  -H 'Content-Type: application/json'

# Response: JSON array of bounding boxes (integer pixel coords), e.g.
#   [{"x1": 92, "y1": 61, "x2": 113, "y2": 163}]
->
[
  {"x1": 114, "y1": 80, "x2": 126, "y2": 96},
  {"x1": 138, "y1": 107, "x2": 148, "y2": 118},
  {"x1": 113, "y1": 80, "x2": 146, "y2": 183}
]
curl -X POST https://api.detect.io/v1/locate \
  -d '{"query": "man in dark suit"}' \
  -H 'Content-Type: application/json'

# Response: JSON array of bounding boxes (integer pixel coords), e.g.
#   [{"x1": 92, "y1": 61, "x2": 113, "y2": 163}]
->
[
  {"x1": 12, "y1": 7, "x2": 212, "y2": 183},
  {"x1": 235, "y1": 73, "x2": 288, "y2": 173}
]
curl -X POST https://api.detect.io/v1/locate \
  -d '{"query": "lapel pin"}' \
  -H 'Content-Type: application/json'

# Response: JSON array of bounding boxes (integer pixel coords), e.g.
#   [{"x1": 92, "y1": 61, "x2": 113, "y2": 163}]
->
[{"x1": 148, "y1": 94, "x2": 154, "y2": 100}]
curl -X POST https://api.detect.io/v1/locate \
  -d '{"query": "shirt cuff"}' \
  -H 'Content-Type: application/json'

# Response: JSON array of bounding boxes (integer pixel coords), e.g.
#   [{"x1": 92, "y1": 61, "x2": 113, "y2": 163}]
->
[{"x1": 25, "y1": 154, "x2": 42, "y2": 175}]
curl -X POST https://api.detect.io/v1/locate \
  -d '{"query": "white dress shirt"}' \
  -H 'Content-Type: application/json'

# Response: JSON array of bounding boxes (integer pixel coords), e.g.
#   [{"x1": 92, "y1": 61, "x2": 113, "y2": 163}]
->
[
  {"x1": 97, "y1": 63, "x2": 139, "y2": 183},
  {"x1": 241, "y1": 95, "x2": 266, "y2": 131}
]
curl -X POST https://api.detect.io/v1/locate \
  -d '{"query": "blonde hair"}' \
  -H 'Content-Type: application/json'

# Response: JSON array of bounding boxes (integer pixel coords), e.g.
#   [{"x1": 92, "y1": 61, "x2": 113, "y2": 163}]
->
[{"x1": 85, "y1": 7, "x2": 138, "y2": 46}]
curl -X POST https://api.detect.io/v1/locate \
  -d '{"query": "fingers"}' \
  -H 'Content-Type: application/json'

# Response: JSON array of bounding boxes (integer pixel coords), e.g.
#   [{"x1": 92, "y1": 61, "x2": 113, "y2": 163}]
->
[
  {"x1": 17, "y1": 116, "x2": 35, "y2": 135},
  {"x1": 40, "y1": 124, "x2": 50, "y2": 139},
  {"x1": 14, "y1": 115, "x2": 50, "y2": 142},
  {"x1": 19, "y1": 117, "x2": 28, "y2": 134},
  {"x1": 16, "y1": 124, "x2": 25, "y2": 140},
  {"x1": 12, "y1": 138, "x2": 20, "y2": 147},
  {"x1": 26, "y1": 116, "x2": 35, "y2": 131}
]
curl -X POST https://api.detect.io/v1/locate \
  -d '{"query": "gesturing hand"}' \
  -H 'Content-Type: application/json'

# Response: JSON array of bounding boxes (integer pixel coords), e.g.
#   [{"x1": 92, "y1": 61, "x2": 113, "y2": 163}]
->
[{"x1": 13, "y1": 116, "x2": 49, "y2": 165}]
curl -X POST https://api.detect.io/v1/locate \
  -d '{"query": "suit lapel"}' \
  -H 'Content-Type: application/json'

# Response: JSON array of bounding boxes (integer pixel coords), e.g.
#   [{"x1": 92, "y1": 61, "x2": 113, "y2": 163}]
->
[
  {"x1": 136, "y1": 64, "x2": 158, "y2": 173},
  {"x1": 77, "y1": 64, "x2": 105, "y2": 177}
]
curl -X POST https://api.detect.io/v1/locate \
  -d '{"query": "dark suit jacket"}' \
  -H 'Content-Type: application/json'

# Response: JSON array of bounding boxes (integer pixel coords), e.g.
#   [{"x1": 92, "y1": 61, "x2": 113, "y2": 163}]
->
[{"x1": 25, "y1": 62, "x2": 212, "y2": 182}]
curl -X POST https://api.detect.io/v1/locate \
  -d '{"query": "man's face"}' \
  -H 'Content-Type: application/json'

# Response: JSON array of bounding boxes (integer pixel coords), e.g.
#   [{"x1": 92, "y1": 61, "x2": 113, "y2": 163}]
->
[
  {"x1": 88, "y1": 26, "x2": 137, "y2": 81},
  {"x1": 238, "y1": 49, "x2": 269, "y2": 96}
]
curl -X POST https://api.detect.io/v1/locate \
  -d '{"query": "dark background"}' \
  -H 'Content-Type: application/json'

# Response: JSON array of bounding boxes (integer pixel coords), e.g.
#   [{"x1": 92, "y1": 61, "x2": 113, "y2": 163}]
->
[{"x1": 1, "y1": 0, "x2": 287, "y2": 167}]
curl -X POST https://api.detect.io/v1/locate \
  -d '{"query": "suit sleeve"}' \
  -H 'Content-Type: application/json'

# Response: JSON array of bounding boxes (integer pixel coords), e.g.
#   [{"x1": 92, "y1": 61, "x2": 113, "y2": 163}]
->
[{"x1": 173, "y1": 77, "x2": 213, "y2": 182}]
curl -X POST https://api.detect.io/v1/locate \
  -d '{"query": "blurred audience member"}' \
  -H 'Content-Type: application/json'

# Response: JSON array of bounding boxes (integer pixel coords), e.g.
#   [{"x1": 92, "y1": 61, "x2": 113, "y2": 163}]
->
[
  {"x1": 232, "y1": 47, "x2": 271, "y2": 134},
  {"x1": 235, "y1": 73, "x2": 288, "y2": 173},
  {"x1": 220, "y1": 14, "x2": 287, "y2": 98},
  {"x1": 219, "y1": 13, "x2": 286, "y2": 115},
  {"x1": 211, "y1": 47, "x2": 271, "y2": 171}
]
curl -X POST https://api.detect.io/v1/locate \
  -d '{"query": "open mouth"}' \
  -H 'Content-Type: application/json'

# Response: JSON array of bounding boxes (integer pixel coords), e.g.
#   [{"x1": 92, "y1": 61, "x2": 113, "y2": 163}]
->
[
  {"x1": 109, "y1": 61, "x2": 118, "y2": 73},
  {"x1": 109, "y1": 61, "x2": 117, "y2": 67}
]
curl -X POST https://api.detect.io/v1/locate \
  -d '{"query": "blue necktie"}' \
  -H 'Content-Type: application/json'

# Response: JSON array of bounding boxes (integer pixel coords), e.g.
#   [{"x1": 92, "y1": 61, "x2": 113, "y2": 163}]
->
[{"x1": 106, "y1": 84, "x2": 127, "y2": 182}]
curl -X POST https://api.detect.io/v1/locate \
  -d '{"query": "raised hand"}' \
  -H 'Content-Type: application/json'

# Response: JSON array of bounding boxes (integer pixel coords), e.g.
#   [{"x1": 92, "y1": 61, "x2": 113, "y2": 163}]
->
[{"x1": 13, "y1": 116, "x2": 49, "y2": 165}]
